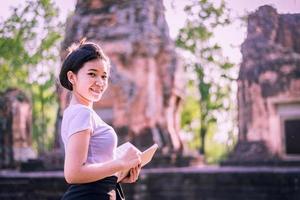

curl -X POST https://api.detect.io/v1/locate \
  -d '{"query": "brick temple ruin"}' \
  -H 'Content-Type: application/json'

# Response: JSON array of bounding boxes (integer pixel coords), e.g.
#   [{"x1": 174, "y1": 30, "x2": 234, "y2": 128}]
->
[
  {"x1": 0, "y1": 88, "x2": 36, "y2": 168},
  {"x1": 226, "y1": 5, "x2": 300, "y2": 165},
  {"x1": 56, "y1": 0, "x2": 186, "y2": 162}
]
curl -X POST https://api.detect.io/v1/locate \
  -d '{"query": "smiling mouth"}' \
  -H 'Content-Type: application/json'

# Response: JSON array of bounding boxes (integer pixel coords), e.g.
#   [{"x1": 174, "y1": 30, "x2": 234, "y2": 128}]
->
[{"x1": 90, "y1": 88, "x2": 102, "y2": 94}]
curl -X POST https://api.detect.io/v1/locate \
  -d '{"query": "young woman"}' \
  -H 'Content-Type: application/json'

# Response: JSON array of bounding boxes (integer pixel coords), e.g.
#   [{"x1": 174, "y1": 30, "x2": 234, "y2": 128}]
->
[{"x1": 59, "y1": 39, "x2": 141, "y2": 200}]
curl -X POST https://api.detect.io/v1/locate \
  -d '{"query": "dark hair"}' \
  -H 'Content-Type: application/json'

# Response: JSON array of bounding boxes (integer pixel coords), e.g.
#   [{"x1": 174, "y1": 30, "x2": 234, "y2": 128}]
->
[{"x1": 59, "y1": 39, "x2": 110, "y2": 91}]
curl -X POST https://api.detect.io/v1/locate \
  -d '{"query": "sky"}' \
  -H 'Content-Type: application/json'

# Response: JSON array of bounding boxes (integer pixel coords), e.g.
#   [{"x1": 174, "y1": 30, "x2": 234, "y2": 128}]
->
[
  {"x1": 164, "y1": 0, "x2": 300, "y2": 64},
  {"x1": 1, "y1": 0, "x2": 299, "y2": 64}
]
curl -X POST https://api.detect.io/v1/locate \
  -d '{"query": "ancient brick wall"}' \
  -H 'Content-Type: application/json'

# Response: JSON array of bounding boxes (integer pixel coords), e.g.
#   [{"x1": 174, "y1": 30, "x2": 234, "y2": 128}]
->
[
  {"x1": 1, "y1": 168, "x2": 300, "y2": 200},
  {"x1": 233, "y1": 5, "x2": 300, "y2": 163}
]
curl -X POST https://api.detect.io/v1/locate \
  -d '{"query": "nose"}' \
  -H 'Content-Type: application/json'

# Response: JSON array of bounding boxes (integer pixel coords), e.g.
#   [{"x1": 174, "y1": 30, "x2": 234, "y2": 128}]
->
[
  {"x1": 95, "y1": 79, "x2": 101, "y2": 86},
  {"x1": 95, "y1": 77, "x2": 104, "y2": 86}
]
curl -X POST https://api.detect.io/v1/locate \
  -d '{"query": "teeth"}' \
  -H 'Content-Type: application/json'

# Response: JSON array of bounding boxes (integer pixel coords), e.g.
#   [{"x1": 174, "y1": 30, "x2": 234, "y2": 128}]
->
[{"x1": 90, "y1": 88, "x2": 101, "y2": 94}]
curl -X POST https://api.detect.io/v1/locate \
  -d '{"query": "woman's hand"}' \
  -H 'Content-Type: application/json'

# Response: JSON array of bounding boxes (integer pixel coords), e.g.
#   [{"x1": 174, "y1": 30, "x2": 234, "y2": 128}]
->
[
  {"x1": 118, "y1": 146, "x2": 141, "y2": 170},
  {"x1": 120, "y1": 165, "x2": 141, "y2": 183}
]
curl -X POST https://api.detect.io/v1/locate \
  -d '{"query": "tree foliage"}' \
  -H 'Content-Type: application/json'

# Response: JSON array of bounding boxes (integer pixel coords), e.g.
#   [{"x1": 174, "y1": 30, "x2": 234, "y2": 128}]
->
[
  {"x1": 176, "y1": 0, "x2": 235, "y2": 156},
  {"x1": 0, "y1": 0, "x2": 63, "y2": 152}
]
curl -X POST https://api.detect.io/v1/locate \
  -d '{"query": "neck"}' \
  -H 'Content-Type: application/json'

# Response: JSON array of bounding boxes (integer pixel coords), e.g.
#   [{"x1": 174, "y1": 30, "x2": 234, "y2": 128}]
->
[{"x1": 70, "y1": 92, "x2": 93, "y2": 108}]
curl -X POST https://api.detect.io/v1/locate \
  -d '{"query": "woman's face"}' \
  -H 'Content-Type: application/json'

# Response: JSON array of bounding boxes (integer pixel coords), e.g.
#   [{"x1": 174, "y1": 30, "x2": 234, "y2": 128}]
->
[{"x1": 69, "y1": 59, "x2": 109, "y2": 105}]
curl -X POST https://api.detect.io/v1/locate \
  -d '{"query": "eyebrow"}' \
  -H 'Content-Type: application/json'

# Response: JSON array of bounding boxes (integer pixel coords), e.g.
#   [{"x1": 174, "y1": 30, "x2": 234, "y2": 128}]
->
[{"x1": 88, "y1": 68, "x2": 107, "y2": 74}]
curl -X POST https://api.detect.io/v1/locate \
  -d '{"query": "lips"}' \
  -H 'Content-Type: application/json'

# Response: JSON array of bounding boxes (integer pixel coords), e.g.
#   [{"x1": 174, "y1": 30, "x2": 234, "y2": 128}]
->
[{"x1": 90, "y1": 87, "x2": 102, "y2": 95}]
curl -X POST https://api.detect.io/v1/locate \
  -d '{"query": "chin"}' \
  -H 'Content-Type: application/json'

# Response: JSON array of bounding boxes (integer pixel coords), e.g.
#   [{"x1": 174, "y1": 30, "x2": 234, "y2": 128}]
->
[{"x1": 91, "y1": 95, "x2": 103, "y2": 102}]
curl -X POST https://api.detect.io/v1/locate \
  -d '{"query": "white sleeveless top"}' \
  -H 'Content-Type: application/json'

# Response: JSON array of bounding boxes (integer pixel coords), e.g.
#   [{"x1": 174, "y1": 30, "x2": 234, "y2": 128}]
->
[{"x1": 61, "y1": 104, "x2": 118, "y2": 164}]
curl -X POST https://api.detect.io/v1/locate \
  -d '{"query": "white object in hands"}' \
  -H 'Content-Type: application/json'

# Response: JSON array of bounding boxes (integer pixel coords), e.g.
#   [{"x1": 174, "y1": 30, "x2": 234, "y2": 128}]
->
[{"x1": 116, "y1": 142, "x2": 158, "y2": 181}]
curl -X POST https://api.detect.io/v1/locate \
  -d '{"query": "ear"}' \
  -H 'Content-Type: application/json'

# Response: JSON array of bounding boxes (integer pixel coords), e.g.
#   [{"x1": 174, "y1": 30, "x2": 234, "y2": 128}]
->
[{"x1": 67, "y1": 71, "x2": 76, "y2": 85}]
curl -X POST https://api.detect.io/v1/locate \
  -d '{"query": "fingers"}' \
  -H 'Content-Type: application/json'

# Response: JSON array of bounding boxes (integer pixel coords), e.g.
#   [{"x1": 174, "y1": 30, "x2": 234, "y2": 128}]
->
[
  {"x1": 130, "y1": 168, "x2": 135, "y2": 182},
  {"x1": 131, "y1": 167, "x2": 136, "y2": 182},
  {"x1": 121, "y1": 147, "x2": 142, "y2": 169},
  {"x1": 129, "y1": 166, "x2": 139, "y2": 182},
  {"x1": 120, "y1": 165, "x2": 141, "y2": 184},
  {"x1": 129, "y1": 147, "x2": 141, "y2": 159}
]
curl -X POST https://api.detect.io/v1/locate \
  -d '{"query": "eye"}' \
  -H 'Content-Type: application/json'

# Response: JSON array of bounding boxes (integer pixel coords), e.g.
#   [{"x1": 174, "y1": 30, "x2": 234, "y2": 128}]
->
[
  {"x1": 101, "y1": 75, "x2": 108, "y2": 80},
  {"x1": 88, "y1": 72, "x2": 96, "y2": 77}
]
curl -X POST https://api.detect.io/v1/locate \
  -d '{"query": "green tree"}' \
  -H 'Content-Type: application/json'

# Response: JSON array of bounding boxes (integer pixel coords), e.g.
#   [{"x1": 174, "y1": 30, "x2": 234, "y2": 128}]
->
[
  {"x1": 176, "y1": 0, "x2": 235, "y2": 156},
  {"x1": 0, "y1": 0, "x2": 62, "y2": 152}
]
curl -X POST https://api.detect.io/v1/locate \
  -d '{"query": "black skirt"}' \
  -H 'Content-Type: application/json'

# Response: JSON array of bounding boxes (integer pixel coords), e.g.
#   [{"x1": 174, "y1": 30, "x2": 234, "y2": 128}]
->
[{"x1": 61, "y1": 176, "x2": 125, "y2": 200}]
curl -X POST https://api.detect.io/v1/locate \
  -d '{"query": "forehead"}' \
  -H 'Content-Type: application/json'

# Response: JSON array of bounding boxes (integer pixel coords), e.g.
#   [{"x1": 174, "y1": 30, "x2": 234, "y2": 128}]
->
[{"x1": 82, "y1": 59, "x2": 108, "y2": 72}]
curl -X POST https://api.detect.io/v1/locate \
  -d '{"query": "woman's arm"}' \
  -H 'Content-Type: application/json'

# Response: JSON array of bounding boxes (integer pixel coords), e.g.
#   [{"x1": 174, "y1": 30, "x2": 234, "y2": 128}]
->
[{"x1": 64, "y1": 129, "x2": 140, "y2": 184}]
